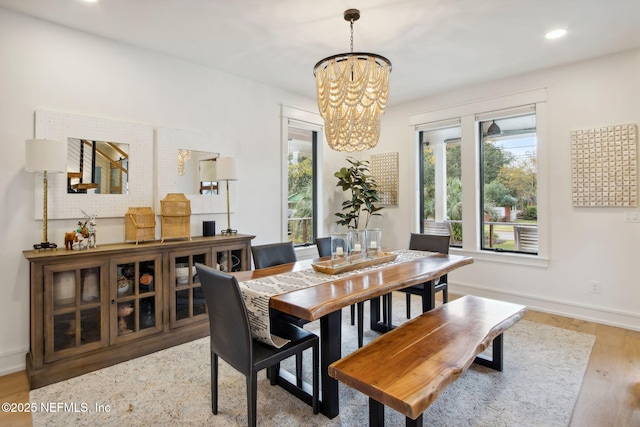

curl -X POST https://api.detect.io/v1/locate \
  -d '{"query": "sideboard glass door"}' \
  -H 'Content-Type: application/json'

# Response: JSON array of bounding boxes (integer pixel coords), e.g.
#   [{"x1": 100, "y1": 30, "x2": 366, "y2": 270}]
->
[
  {"x1": 169, "y1": 249, "x2": 210, "y2": 328},
  {"x1": 111, "y1": 254, "x2": 163, "y2": 342},
  {"x1": 44, "y1": 263, "x2": 107, "y2": 363}
]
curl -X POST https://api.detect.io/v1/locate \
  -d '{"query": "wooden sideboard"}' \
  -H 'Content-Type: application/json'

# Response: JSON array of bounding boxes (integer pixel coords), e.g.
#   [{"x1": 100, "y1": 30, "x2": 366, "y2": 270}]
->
[{"x1": 23, "y1": 234, "x2": 255, "y2": 389}]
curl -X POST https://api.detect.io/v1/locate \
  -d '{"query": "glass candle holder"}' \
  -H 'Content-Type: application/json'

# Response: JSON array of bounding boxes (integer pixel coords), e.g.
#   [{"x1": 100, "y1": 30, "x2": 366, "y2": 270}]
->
[
  {"x1": 348, "y1": 229, "x2": 365, "y2": 263},
  {"x1": 330, "y1": 233, "x2": 349, "y2": 267},
  {"x1": 365, "y1": 228, "x2": 382, "y2": 259}
]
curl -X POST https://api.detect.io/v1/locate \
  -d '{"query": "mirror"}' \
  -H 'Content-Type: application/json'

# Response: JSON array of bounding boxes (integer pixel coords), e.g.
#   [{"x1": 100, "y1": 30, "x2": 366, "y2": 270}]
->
[
  {"x1": 155, "y1": 127, "x2": 230, "y2": 215},
  {"x1": 67, "y1": 138, "x2": 130, "y2": 194},
  {"x1": 176, "y1": 149, "x2": 219, "y2": 195},
  {"x1": 34, "y1": 110, "x2": 154, "y2": 219}
]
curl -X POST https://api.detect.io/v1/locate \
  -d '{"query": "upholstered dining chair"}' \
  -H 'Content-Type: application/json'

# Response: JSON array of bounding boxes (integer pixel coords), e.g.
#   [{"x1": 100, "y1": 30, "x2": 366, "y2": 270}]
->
[
  {"x1": 195, "y1": 263, "x2": 319, "y2": 427},
  {"x1": 251, "y1": 241, "x2": 297, "y2": 269},
  {"x1": 315, "y1": 237, "x2": 366, "y2": 347},
  {"x1": 251, "y1": 242, "x2": 302, "y2": 326},
  {"x1": 315, "y1": 236, "x2": 331, "y2": 260},
  {"x1": 251, "y1": 241, "x2": 306, "y2": 385},
  {"x1": 398, "y1": 233, "x2": 450, "y2": 318}
]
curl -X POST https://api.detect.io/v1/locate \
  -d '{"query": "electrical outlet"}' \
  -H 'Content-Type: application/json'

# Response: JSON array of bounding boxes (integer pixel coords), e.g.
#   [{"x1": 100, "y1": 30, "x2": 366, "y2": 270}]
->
[
  {"x1": 589, "y1": 280, "x2": 601, "y2": 294},
  {"x1": 624, "y1": 211, "x2": 640, "y2": 222}
]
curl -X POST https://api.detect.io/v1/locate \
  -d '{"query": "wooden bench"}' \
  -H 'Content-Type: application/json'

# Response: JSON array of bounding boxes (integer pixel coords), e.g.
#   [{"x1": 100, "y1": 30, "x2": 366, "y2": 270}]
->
[{"x1": 328, "y1": 295, "x2": 526, "y2": 427}]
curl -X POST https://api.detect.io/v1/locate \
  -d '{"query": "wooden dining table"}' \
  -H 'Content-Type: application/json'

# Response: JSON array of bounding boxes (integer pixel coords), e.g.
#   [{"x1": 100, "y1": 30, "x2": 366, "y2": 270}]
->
[{"x1": 231, "y1": 252, "x2": 473, "y2": 419}]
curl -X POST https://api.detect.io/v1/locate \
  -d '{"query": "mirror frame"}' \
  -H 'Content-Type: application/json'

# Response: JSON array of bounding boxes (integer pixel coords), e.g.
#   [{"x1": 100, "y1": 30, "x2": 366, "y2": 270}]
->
[
  {"x1": 155, "y1": 127, "x2": 229, "y2": 214},
  {"x1": 34, "y1": 110, "x2": 154, "y2": 219}
]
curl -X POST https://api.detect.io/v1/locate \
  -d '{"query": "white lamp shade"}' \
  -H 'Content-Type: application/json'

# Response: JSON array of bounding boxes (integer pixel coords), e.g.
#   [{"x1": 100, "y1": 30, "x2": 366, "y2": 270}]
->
[
  {"x1": 215, "y1": 157, "x2": 239, "y2": 181},
  {"x1": 199, "y1": 159, "x2": 217, "y2": 182},
  {"x1": 25, "y1": 139, "x2": 67, "y2": 173}
]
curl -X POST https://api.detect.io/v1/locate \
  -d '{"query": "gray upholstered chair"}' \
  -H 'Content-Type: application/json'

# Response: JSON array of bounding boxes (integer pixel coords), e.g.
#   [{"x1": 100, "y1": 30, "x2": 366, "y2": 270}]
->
[
  {"x1": 196, "y1": 263, "x2": 318, "y2": 427},
  {"x1": 399, "y1": 233, "x2": 450, "y2": 318},
  {"x1": 315, "y1": 237, "x2": 366, "y2": 347},
  {"x1": 251, "y1": 241, "x2": 297, "y2": 269},
  {"x1": 251, "y1": 241, "x2": 306, "y2": 384},
  {"x1": 315, "y1": 236, "x2": 331, "y2": 259}
]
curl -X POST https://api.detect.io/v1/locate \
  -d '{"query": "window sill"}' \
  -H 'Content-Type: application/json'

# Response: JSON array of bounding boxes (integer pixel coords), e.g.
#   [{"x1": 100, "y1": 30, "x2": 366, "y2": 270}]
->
[{"x1": 450, "y1": 247, "x2": 549, "y2": 268}]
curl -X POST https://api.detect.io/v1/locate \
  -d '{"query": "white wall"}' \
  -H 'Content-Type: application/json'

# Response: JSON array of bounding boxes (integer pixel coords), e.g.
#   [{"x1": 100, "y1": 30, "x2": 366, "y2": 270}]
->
[
  {"x1": 2, "y1": 6, "x2": 639, "y2": 376},
  {"x1": 0, "y1": 9, "x2": 316, "y2": 375},
  {"x1": 374, "y1": 48, "x2": 640, "y2": 331}
]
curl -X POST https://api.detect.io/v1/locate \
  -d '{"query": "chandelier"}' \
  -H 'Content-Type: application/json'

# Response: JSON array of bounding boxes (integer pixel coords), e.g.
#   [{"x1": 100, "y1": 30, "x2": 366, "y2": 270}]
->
[
  {"x1": 313, "y1": 9, "x2": 392, "y2": 152},
  {"x1": 177, "y1": 149, "x2": 191, "y2": 175}
]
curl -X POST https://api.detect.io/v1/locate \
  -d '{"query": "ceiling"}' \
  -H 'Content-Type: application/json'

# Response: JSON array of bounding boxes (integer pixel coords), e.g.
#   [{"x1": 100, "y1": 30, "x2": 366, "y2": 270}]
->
[{"x1": 2, "y1": 0, "x2": 639, "y2": 106}]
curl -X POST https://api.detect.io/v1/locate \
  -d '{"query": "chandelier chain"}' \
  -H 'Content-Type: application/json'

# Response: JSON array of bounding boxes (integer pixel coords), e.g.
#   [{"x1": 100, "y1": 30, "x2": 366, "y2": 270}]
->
[{"x1": 350, "y1": 19, "x2": 354, "y2": 53}]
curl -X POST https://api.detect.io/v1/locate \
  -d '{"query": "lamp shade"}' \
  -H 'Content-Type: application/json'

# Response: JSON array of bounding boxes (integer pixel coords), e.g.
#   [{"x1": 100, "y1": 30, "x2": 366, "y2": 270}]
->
[
  {"x1": 215, "y1": 157, "x2": 239, "y2": 181},
  {"x1": 487, "y1": 120, "x2": 501, "y2": 136},
  {"x1": 199, "y1": 159, "x2": 217, "y2": 182},
  {"x1": 25, "y1": 139, "x2": 67, "y2": 173}
]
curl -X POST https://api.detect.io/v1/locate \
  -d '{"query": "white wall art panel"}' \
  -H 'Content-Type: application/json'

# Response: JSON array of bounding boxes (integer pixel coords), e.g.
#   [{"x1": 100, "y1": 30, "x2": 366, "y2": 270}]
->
[
  {"x1": 571, "y1": 123, "x2": 638, "y2": 207},
  {"x1": 371, "y1": 152, "x2": 399, "y2": 206}
]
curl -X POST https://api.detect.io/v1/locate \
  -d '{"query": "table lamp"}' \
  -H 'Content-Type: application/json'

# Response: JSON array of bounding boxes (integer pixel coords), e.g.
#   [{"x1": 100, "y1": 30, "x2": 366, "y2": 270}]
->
[
  {"x1": 215, "y1": 157, "x2": 239, "y2": 235},
  {"x1": 25, "y1": 138, "x2": 67, "y2": 250}
]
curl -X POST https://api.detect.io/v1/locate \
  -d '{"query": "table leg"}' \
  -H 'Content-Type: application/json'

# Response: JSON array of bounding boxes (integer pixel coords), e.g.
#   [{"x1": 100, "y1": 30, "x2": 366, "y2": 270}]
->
[
  {"x1": 422, "y1": 280, "x2": 436, "y2": 313},
  {"x1": 320, "y1": 310, "x2": 342, "y2": 418},
  {"x1": 369, "y1": 295, "x2": 395, "y2": 333},
  {"x1": 370, "y1": 296, "x2": 382, "y2": 328}
]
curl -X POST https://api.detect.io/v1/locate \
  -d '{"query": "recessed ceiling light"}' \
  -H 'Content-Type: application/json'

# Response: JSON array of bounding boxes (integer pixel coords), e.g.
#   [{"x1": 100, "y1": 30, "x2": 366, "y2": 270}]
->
[
  {"x1": 82, "y1": 0, "x2": 98, "y2": 3},
  {"x1": 545, "y1": 29, "x2": 567, "y2": 40}
]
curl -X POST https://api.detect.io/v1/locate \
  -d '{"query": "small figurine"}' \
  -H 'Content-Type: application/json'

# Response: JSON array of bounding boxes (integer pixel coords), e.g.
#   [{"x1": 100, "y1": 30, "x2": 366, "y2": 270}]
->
[
  {"x1": 82, "y1": 210, "x2": 98, "y2": 248},
  {"x1": 64, "y1": 231, "x2": 77, "y2": 250},
  {"x1": 76, "y1": 221, "x2": 88, "y2": 250}
]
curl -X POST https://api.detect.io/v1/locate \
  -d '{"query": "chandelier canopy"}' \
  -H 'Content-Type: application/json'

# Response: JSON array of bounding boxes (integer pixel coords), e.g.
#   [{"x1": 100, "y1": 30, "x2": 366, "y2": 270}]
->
[{"x1": 313, "y1": 9, "x2": 392, "y2": 152}]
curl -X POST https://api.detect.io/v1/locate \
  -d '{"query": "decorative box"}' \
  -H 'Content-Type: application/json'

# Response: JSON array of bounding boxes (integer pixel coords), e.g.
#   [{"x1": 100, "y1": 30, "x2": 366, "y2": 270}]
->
[
  {"x1": 124, "y1": 207, "x2": 156, "y2": 244},
  {"x1": 160, "y1": 193, "x2": 191, "y2": 242}
]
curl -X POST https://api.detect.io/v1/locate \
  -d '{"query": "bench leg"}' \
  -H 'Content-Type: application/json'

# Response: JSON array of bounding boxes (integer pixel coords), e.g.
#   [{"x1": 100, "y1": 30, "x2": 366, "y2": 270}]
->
[
  {"x1": 474, "y1": 333, "x2": 504, "y2": 371},
  {"x1": 369, "y1": 398, "x2": 424, "y2": 427},
  {"x1": 369, "y1": 397, "x2": 385, "y2": 427},
  {"x1": 406, "y1": 414, "x2": 424, "y2": 427}
]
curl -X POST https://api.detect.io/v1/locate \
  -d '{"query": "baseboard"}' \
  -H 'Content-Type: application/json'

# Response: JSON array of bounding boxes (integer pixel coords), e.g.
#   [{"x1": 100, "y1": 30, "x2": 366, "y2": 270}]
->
[
  {"x1": 0, "y1": 347, "x2": 26, "y2": 377},
  {"x1": 451, "y1": 281, "x2": 640, "y2": 332}
]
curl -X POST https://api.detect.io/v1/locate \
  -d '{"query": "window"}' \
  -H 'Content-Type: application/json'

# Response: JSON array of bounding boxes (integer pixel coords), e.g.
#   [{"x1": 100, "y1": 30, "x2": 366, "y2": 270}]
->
[
  {"x1": 419, "y1": 122, "x2": 462, "y2": 246},
  {"x1": 414, "y1": 91, "x2": 545, "y2": 261},
  {"x1": 479, "y1": 110, "x2": 537, "y2": 254},
  {"x1": 287, "y1": 124, "x2": 318, "y2": 246}
]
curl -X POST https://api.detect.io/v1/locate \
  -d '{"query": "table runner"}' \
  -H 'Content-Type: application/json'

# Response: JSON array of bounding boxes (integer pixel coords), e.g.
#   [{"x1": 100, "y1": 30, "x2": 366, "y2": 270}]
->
[{"x1": 239, "y1": 249, "x2": 433, "y2": 347}]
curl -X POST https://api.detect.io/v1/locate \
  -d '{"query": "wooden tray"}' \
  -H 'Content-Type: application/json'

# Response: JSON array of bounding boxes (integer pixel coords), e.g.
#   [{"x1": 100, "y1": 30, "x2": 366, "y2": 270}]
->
[{"x1": 311, "y1": 252, "x2": 398, "y2": 275}]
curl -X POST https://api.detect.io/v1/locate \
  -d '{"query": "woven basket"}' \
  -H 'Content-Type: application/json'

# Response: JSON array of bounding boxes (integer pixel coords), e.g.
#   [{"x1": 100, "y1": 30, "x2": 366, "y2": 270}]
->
[
  {"x1": 161, "y1": 193, "x2": 191, "y2": 216},
  {"x1": 125, "y1": 207, "x2": 156, "y2": 244},
  {"x1": 160, "y1": 194, "x2": 191, "y2": 241}
]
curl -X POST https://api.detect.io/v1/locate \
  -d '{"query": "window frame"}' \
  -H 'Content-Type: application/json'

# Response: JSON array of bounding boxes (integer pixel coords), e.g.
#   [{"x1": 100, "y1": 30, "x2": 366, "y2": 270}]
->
[
  {"x1": 418, "y1": 126, "x2": 463, "y2": 248},
  {"x1": 478, "y1": 110, "x2": 538, "y2": 255},
  {"x1": 281, "y1": 106, "x2": 324, "y2": 246},
  {"x1": 410, "y1": 89, "x2": 548, "y2": 267}
]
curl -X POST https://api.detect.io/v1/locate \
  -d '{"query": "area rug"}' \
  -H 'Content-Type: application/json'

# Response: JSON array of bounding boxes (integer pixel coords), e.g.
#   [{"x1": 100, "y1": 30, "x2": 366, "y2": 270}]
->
[{"x1": 30, "y1": 293, "x2": 595, "y2": 426}]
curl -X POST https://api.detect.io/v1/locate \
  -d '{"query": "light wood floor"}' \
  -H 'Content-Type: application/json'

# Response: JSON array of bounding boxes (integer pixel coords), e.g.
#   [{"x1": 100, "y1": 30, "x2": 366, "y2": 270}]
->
[{"x1": 1, "y1": 308, "x2": 638, "y2": 426}]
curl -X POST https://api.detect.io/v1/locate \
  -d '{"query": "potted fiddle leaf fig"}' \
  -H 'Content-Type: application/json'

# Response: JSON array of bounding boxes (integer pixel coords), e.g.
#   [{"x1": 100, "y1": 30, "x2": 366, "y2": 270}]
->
[{"x1": 334, "y1": 157, "x2": 384, "y2": 229}]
